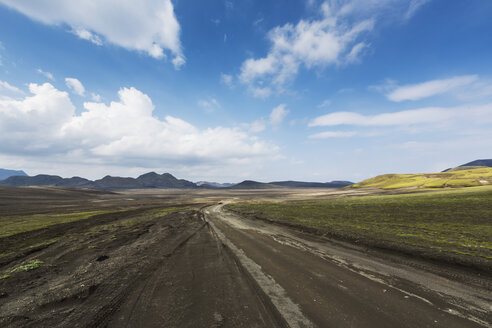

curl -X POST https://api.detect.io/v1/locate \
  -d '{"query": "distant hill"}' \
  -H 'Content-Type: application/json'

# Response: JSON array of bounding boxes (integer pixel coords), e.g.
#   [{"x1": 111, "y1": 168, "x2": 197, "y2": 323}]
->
[
  {"x1": 459, "y1": 159, "x2": 492, "y2": 168},
  {"x1": 0, "y1": 172, "x2": 197, "y2": 190},
  {"x1": 136, "y1": 172, "x2": 196, "y2": 188},
  {"x1": 0, "y1": 174, "x2": 64, "y2": 187},
  {"x1": 231, "y1": 180, "x2": 279, "y2": 189},
  {"x1": 349, "y1": 167, "x2": 492, "y2": 190},
  {"x1": 0, "y1": 169, "x2": 28, "y2": 180},
  {"x1": 196, "y1": 181, "x2": 234, "y2": 188},
  {"x1": 442, "y1": 159, "x2": 492, "y2": 172},
  {"x1": 270, "y1": 180, "x2": 353, "y2": 188},
  {"x1": 231, "y1": 180, "x2": 353, "y2": 189}
]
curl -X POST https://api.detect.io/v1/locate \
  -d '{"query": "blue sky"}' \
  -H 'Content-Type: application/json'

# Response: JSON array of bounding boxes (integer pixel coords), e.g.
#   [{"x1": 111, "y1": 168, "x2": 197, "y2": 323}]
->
[{"x1": 0, "y1": 0, "x2": 491, "y2": 182}]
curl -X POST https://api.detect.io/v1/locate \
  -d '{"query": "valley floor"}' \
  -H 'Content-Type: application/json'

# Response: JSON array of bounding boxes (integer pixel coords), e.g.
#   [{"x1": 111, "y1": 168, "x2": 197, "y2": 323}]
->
[{"x1": 0, "y1": 187, "x2": 490, "y2": 327}]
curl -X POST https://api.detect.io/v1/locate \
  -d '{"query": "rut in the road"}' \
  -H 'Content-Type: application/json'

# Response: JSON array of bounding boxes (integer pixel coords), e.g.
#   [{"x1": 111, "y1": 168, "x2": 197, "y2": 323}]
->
[{"x1": 107, "y1": 217, "x2": 282, "y2": 328}]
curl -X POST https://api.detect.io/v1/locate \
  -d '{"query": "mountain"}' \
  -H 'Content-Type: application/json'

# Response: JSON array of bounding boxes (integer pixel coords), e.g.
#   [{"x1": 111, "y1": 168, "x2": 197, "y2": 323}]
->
[
  {"x1": 231, "y1": 180, "x2": 279, "y2": 189},
  {"x1": 137, "y1": 172, "x2": 196, "y2": 188},
  {"x1": 55, "y1": 177, "x2": 92, "y2": 188},
  {"x1": 442, "y1": 159, "x2": 492, "y2": 172},
  {"x1": 349, "y1": 167, "x2": 492, "y2": 190},
  {"x1": 195, "y1": 181, "x2": 235, "y2": 188},
  {"x1": 0, "y1": 172, "x2": 197, "y2": 190},
  {"x1": 0, "y1": 169, "x2": 28, "y2": 180},
  {"x1": 459, "y1": 159, "x2": 492, "y2": 168},
  {"x1": 270, "y1": 180, "x2": 353, "y2": 188},
  {"x1": 0, "y1": 172, "x2": 352, "y2": 190},
  {"x1": 0, "y1": 174, "x2": 64, "y2": 187},
  {"x1": 231, "y1": 180, "x2": 353, "y2": 189},
  {"x1": 90, "y1": 176, "x2": 144, "y2": 189}
]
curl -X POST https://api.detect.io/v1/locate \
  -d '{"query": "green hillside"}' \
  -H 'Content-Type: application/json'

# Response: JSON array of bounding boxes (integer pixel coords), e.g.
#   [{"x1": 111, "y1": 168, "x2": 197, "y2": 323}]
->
[{"x1": 350, "y1": 167, "x2": 492, "y2": 189}]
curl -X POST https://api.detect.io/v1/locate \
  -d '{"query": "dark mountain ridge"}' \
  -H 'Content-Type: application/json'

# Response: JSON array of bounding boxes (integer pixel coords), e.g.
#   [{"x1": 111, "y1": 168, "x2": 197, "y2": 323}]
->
[
  {"x1": 0, "y1": 171, "x2": 353, "y2": 190},
  {"x1": 0, "y1": 168, "x2": 28, "y2": 180},
  {"x1": 442, "y1": 159, "x2": 492, "y2": 172},
  {"x1": 0, "y1": 172, "x2": 197, "y2": 190},
  {"x1": 230, "y1": 180, "x2": 353, "y2": 189}
]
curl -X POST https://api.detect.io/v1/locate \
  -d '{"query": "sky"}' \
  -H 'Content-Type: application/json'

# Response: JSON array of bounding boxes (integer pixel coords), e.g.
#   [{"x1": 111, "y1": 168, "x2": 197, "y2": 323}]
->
[{"x1": 0, "y1": 0, "x2": 491, "y2": 183}]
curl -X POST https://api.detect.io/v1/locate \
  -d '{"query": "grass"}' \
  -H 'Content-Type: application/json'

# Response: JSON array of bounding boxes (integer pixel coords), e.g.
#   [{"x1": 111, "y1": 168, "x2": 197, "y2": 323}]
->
[
  {"x1": 0, "y1": 210, "x2": 115, "y2": 238},
  {"x1": 226, "y1": 186, "x2": 492, "y2": 263},
  {"x1": 0, "y1": 259, "x2": 44, "y2": 280},
  {"x1": 349, "y1": 167, "x2": 492, "y2": 189}
]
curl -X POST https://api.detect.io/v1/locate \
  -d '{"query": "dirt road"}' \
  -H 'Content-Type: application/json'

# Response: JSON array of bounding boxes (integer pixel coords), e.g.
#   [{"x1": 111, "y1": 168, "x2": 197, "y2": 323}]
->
[{"x1": 203, "y1": 203, "x2": 492, "y2": 328}]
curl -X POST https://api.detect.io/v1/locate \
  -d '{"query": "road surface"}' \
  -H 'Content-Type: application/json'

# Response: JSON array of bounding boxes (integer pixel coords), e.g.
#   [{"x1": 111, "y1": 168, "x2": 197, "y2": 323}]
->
[{"x1": 203, "y1": 203, "x2": 491, "y2": 328}]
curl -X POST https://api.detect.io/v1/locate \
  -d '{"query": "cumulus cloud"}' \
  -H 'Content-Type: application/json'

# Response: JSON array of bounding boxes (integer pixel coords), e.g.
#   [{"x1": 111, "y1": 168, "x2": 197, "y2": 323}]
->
[
  {"x1": 238, "y1": 1, "x2": 376, "y2": 97},
  {"x1": 0, "y1": 83, "x2": 75, "y2": 153},
  {"x1": 0, "y1": 0, "x2": 185, "y2": 68},
  {"x1": 386, "y1": 75, "x2": 479, "y2": 102},
  {"x1": 65, "y1": 77, "x2": 85, "y2": 96},
  {"x1": 0, "y1": 82, "x2": 278, "y2": 170},
  {"x1": 309, "y1": 104, "x2": 492, "y2": 127},
  {"x1": 270, "y1": 104, "x2": 289, "y2": 127},
  {"x1": 238, "y1": 0, "x2": 431, "y2": 97}
]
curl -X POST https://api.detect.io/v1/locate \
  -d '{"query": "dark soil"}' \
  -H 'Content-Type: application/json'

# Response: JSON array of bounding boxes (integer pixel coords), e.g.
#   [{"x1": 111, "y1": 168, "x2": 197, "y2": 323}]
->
[{"x1": 0, "y1": 187, "x2": 284, "y2": 327}]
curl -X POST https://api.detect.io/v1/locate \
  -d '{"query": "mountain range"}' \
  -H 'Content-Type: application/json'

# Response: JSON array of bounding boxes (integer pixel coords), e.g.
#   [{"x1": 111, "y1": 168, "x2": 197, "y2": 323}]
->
[
  {"x1": 230, "y1": 180, "x2": 353, "y2": 189},
  {"x1": 0, "y1": 170, "x2": 353, "y2": 190},
  {"x1": 0, "y1": 172, "x2": 196, "y2": 190},
  {"x1": 2, "y1": 159, "x2": 488, "y2": 190}
]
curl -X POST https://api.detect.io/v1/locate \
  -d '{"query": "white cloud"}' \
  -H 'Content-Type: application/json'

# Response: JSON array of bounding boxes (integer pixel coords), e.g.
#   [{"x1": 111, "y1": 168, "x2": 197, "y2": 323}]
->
[
  {"x1": 405, "y1": 0, "x2": 431, "y2": 20},
  {"x1": 0, "y1": 80, "x2": 23, "y2": 94},
  {"x1": 72, "y1": 27, "x2": 102, "y2": 46},
  {"x1": 91, "y1": 93, "x2": 102, "y2": 102},
  {"x1": 309, "y1": 104, "x2": 492, "y2": 127},
  {"x1": 238, "y1": 1, "x2": 376, "y2": 96},
  {"x1": 249, "y1": 118, "x2": 267, "y2": 133},
  {"x1": 270, "y1": 104, "x2": 289, "y2": 127},
  {"x1": 0, "y1": 0, "x2": 185, "y2": 68},
  {"x1": 65, "y1": 77, "x2": 85, "y2": 96},
  {"x1": 197, "y1": 98, "x2": 221, "y2": 113},
  {"x1": 387, "y1": 75, "x2": 478, "y2": 102},
  {"x1": 37, "y1": 68, "x2": 55, "y2": 81},
  {"x1": 0, "y1": 82, "x2": 278, "y2": 171},
  {"x1": 238, "y1": 0, "x2": 431, "y2": 97},
  {"x1": 252, "y1": 87, "x2": 272, "y2": 99},
  {"x1": 220, "y1": 73, "x2": 234, "y2": 88},
  {"x1": 309, "y1": 131, "x2": 356, "y2": 138},
  {"x1": 0, "y1": 83, "x2": 75, "y2": 152},
  {"x1": 346, "y1": 42, "x2": 369, "y2": 64}
]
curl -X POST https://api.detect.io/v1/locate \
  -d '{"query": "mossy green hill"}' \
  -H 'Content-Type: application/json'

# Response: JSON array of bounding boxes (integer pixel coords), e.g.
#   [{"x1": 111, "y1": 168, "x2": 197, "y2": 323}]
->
[{"x1": 349, "y1": 167, "x2": 492, "y2": 189}]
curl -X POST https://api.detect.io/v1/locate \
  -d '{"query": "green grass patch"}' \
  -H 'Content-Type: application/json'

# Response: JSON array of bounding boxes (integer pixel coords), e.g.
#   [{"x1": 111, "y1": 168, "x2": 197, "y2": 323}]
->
[
  {"x1": 349, "y1": 167, "x2": 492, "y2": 189},
  {"x1": 1, "y1": 259, "x2": 44, "y2": 279},
  {"x1": 0, "y1": 210, "x2": 115, "y2": 238},
  {"x1": 226, "y1": 187, "x2": 492, "y2": 261}
]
